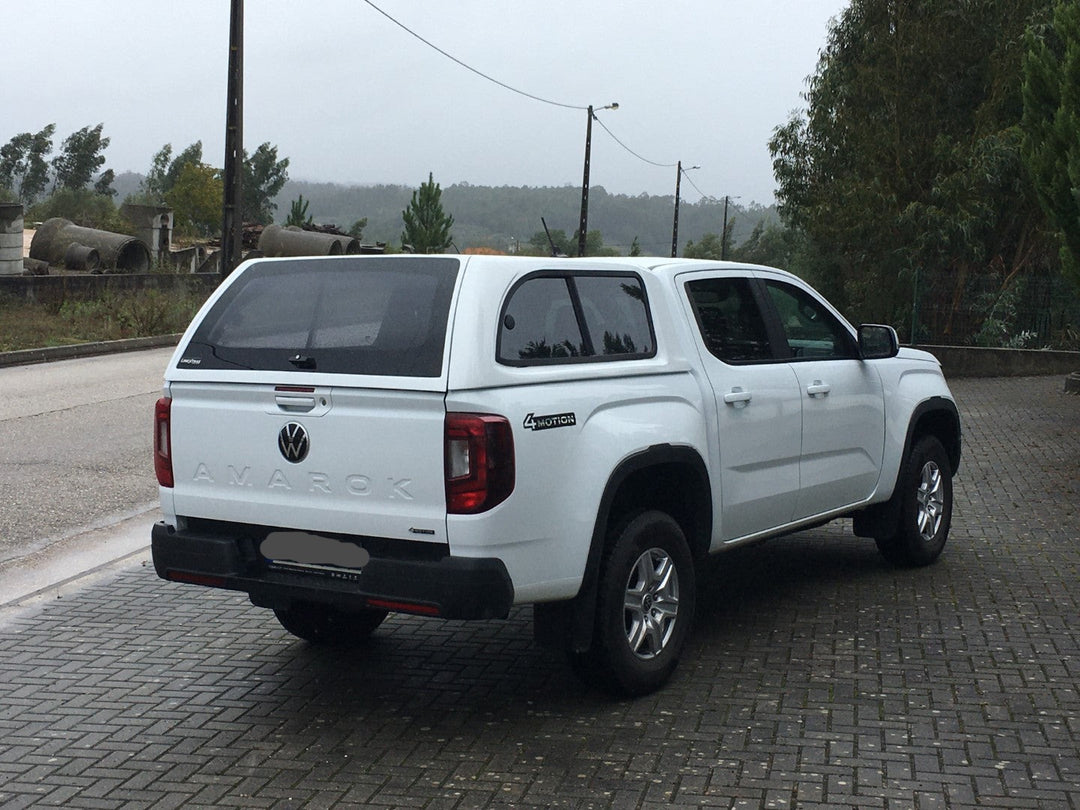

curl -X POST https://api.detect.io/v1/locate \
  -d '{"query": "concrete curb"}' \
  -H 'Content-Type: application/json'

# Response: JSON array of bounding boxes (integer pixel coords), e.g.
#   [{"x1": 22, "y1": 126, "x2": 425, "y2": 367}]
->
[{"x1": 0, "y1": 334, "x2": 182, "y2": 368}]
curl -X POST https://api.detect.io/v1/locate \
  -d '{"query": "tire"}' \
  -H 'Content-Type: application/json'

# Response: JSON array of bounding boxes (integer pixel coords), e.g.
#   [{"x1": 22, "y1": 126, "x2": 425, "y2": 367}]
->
[
  {"x1": 273, "y1": 603, "x2": 388, "y2": 644},
  {"x1": 572, "y1": 510, "x2": 696, "y2": 697},
  {"x1": 875, "y1": 435, "x2": 953, "y2": 567}
]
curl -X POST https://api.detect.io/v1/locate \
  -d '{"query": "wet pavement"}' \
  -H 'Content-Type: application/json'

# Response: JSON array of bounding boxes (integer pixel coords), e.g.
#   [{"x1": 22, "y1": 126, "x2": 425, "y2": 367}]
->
[{"x1": 1, "y1": 375, "x2": 1078, "y2": 809}]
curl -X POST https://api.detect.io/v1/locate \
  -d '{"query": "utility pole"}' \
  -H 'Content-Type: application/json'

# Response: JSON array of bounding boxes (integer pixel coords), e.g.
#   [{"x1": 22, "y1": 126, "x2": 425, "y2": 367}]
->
[
  {"x1": 671, "y1": 162, "x2": 699, "y2": 258},
  {"x1": 577, "y1": 106, "x2": 595, "y2": 258},
  {"x1": 671, "y1": 161, "x2": 683, "y2": 258},
  {"x1": 577, "y1": 102, "x2": 617, "y2": 258},
  {"x1": 721, "y1": 195, "x2": 730, "y2": 261},
  {"x1": 220, "y1": 0, "x2": 244, "y2": 278}
]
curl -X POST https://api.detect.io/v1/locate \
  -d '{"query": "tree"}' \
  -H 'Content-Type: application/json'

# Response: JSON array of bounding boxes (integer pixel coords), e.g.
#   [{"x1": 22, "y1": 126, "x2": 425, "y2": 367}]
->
[
  {"x1": 770, "y1": 0, "x2": 1054, "y2": 342},
  {"x1": 28, "y1": 188, "x2": 124, "y2": 231},
  {"x1": 166, "y1": 162, "x2": 224, "y2": 237},
  {"x1": 52, "y1": 123, "x2": 110, "y2": 191},
  {"x1": 348, "y1": 218, "x2": 368, "y2": 240},
  {"x1": 730, "y1": 220, "x2": 800, "y2": 269},
  {"x1": 402, "y1": 172, "x2": 454, "y2": 253},
  {"x1": 133, "y1": 142, "x2": 204, "y2": 205},
  {"x1": 683, "y1": 233, "x2": 724, "y2": 260},
  {"x1": 0, "y1": 124, "x2": 55, "y2": 203},
  {"x1": 629, "y1": 236, "x2": 641, "y2": 257},
  {"x1": 141, "y1": 143, "x2": 173, "y2": 201},
  {"x1": 93, "y1": 169, "x2": 116, "y2": 197},
  {"x1": 242, "y1": 142, "x2": 289, "y2": 224},
  {"x1": 285, "y1": 194, "x2": 313, "y2": 227},
  {"x1": 1022, "y1": 0, "x2": 1080, "y2": 287}
]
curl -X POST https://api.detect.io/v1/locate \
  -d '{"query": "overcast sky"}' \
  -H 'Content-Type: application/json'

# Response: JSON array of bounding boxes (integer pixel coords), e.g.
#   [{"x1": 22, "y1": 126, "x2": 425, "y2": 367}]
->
[{"x1": 3, "y1": 0, "x2": 847, "y2": 206}]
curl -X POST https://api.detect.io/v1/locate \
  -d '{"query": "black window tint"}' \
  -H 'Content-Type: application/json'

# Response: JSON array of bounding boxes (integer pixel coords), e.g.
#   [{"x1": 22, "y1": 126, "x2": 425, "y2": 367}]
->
[
  {"x1": 498, "y1": 277, "x2": 585, "y2": 361},
  {"x1": 765, "y1": 280, "x2": 857, "y2": 360},
  {"x1": 183, "y1": 257, "x2": 458, "y2": 376},
  {"x1": 685, "y1": 277, "x2": 773, "y2": 363},
  {"x1": 574, "y1": 276, "x2": 654, "y2": 356}
]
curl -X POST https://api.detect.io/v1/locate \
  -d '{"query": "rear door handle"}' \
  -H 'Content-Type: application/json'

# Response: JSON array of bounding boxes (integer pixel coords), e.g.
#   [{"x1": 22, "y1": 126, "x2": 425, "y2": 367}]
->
[
  {"x1": 275, "y1": 395, "x2": 317, "y2": 412},
  {"x1": 806, "y1": 381, "x2": 831, "y2": 397},
  {"x1": 723, "y1": 387, "x2": 752, "y2": 405}
]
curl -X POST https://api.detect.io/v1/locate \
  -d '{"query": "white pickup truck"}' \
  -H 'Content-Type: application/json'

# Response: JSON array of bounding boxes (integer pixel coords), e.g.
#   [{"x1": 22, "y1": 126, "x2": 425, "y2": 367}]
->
[{"x1": 152, "y1": 254, "x2": 960, "y2": 695}]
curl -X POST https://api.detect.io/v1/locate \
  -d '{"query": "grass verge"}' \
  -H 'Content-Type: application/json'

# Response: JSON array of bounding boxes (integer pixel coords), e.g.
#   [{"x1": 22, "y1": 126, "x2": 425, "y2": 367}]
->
[{"x1": 0, "y1": 288, "x2": 209, "y2": 353}]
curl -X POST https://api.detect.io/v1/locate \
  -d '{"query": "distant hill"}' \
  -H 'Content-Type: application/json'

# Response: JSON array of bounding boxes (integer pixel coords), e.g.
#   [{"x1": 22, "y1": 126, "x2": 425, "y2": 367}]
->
[
  {"x1": 114, "y1": 172, "x2": 777, "y2": 255},
  {"x1": 279, "y1": 179, "x2": 777, "y2": 255}
]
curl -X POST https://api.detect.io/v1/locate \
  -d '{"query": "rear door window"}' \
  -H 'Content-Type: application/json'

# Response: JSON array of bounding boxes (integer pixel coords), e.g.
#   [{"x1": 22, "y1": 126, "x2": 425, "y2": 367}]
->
[
  {"x1": 497, "y1": 272, "x2": 655, "y2": 365},
  {"x1": 181, "y1": 257, "x2": 459, "y2": 377},
  {"x1": 684, "y1": 277, "x2": 775, "y2": 364}
]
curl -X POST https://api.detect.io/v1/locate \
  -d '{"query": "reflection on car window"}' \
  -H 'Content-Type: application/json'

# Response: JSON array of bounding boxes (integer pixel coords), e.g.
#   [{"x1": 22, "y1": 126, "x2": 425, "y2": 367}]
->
[
  {"x1": 497, "y1": 273, "x2": 654, "y2": 365},
  {"x1": 685, "y1": 277, "x2": 773, "y2": 363},
  {"x1": 765, "y1": 280, "x2": 857, "y2": 360},
  {"x1": 574, "y1": 276, "x2": 653, "y2": 357}
]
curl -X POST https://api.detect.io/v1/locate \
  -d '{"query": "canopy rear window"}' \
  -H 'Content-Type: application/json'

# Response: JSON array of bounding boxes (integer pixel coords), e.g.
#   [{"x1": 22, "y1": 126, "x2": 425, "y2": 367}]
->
[{"x1": 181, "y1": 257, "x2": 459, "y2": 376}]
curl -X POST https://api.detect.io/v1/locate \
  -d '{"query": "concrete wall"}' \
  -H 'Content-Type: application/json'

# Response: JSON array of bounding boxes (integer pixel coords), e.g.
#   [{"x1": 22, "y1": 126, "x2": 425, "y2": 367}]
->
[
  {"x1": 921, "y1": 345, "x2": 1080, "y2": 378},
  {"x1": 0, "y1": 272, "x2": 220, "y2": 305}
]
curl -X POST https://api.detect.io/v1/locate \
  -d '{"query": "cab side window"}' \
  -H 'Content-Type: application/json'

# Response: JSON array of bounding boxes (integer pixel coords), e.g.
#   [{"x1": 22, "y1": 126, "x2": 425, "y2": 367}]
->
[
  {"x1": 765, "y1": 280, "x2": 858, "y2": 360},
  {"x1": 685, "y1": 277, "x2": 773, "y2": 364}
]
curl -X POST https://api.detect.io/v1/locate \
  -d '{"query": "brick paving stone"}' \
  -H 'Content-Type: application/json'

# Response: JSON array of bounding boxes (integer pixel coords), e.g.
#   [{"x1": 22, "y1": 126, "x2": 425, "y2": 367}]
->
[{"x1": 0, "y1": 375, "x2": 1078, "y2": 809}]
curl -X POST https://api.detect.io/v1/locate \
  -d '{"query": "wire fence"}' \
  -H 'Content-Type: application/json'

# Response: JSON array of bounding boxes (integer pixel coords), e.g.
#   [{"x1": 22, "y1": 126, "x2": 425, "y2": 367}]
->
[{"x1": 913, "y1": 265, "x2": 1080, "y2": 350}]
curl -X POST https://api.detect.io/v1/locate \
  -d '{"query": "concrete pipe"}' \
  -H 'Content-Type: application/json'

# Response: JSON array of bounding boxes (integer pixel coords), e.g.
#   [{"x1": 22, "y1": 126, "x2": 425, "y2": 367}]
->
[
  {"x1": 29, "y1": 217, "x2": 151, "y2": 272},
  {"x1": 258, "y1": 224, "x2": 346, "y2": 257},
  {"x1": 23, "y1": 257, "x2": 49, "y2": 275},
  {"x1": 64, "y1": 243, "x2": 101, "y2": 272},
  {"x1": 0, "y1": 203, "x2": 24, "y2": 276}
]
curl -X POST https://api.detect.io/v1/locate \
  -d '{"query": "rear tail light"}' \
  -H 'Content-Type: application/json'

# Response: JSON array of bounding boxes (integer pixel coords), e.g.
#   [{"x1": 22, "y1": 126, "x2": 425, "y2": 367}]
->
[
  {"x1": 445, "y1": 413, "x2": 515, "y2": 514},
  {"x1": 154, "y1": 397, "x2": 174, "y2": 488}
]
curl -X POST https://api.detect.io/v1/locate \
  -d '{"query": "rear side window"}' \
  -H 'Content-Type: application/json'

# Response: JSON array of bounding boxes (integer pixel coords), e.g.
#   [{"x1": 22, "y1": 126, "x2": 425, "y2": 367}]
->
[
  {"x1": 497, "y1": 272, "x2": 655, "y2": 365},
  {"x1": 181, "y1": 257, "x2": 459, "y2": 376}
]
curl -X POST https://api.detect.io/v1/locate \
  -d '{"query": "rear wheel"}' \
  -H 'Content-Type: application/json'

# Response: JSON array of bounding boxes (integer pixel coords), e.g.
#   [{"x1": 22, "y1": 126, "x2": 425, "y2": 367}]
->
[
  {"x1": 875, "y1": 435, "x2": 953, "y2": 566},
  {"x1": 273, "y1": 603, "x2": 388, "y2": 644},
  {"x1": 572, "y1": 510, "x2": 696, "y2": 697}
]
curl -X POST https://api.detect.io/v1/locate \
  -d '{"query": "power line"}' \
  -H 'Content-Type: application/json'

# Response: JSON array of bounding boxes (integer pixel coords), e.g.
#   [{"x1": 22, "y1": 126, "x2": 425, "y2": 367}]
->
[
  {"x1": 359, "y1": 0, "x2": 586, "y2": 111},
  {"x1": 360, "y1": 1, "x2": 697, "y2": 182},
  {"x1": 680, "y1": 172, "x2": 711, "y2": 201},
  {"x1": 591, "y1": 116, "x2": 678, "y2": 169}
]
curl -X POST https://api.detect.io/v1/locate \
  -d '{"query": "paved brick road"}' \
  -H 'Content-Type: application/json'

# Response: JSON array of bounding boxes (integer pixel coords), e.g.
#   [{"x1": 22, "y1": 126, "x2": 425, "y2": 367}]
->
[{"x1": 1, "y1": 376, "x2": 1078, "y2": 809}]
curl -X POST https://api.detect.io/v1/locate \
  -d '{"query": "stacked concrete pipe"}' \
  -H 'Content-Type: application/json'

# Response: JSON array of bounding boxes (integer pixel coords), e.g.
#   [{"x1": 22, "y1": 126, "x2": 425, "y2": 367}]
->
[
  {"x1": 29, "y1": 217, "x2": 151, "y2": 272},
  {"x1": 258, "y1": 224, "x2": 361, "y2": 257},
  {"x1": 0, "y1": 203, "x2": 23, "y2": 275}
]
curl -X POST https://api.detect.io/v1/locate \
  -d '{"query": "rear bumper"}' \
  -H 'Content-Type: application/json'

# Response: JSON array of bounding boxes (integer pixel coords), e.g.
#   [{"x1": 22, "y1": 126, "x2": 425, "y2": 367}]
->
[{"x1": 151, "y1": 521, "x2": 514, "y2": 620}]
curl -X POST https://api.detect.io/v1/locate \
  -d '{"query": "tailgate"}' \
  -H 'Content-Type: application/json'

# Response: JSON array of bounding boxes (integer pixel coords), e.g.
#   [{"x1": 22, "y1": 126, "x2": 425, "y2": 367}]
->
[{"x1": 168, "y1": 381, "x2": 448, "y2": 542}]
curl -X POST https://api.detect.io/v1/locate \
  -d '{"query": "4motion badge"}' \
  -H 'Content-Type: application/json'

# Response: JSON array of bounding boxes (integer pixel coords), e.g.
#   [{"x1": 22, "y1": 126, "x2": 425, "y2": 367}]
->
[{"x1": 523, "y1": 411, "x2": 577, "y2": 431}]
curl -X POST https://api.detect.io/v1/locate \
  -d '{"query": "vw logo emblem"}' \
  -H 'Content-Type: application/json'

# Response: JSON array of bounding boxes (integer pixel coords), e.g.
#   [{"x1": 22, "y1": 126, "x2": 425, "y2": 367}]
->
[{"x1": 278, "y1": 422, "x2": 309, "y2": 463}]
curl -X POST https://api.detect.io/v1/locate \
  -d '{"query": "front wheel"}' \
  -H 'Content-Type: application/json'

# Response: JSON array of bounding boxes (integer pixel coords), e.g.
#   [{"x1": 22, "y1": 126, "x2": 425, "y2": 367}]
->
[
  {"x1": 875, "y1": 435, "x2": 953, "y2": 567},
  {"x1": 273, "y1": 603, "x2": 388, "y2": 644},
  {"x1": 572, "y1": 510, "x2": 696, "y2": 697}
]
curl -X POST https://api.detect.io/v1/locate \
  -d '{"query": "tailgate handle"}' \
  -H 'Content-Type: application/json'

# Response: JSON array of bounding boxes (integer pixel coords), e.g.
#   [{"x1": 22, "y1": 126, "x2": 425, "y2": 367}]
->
[{"x1": 275, "y1": 394, "x2": 317, "y2": 412}]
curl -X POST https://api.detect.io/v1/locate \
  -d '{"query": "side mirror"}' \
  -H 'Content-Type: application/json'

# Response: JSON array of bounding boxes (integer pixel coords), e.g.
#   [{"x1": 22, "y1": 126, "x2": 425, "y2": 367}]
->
[{"x1": 858, "y1": 324, "x2": 899, "y2": 359}]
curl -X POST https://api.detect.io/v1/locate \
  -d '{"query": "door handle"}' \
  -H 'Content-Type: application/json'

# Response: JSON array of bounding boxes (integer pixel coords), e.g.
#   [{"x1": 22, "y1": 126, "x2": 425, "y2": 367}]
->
[
  {"x1": 723, "y1": 387, "x2": 752, "y2": 405},
  {"x1": 806, "y1": 381, "x2": 831, "y2": 397},
  {"x1": 275, "y1": 394, "x2": 317, "y2": 412}
]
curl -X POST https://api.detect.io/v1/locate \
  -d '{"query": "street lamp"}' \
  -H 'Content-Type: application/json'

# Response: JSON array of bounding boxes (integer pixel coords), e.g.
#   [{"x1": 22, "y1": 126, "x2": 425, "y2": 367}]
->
[
  {"x1": 578, "y1": 102, "x2": 618, "y2": 257},
  {"x1": 671, "y1": 162, "x2": 699, "y2": 258}
]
